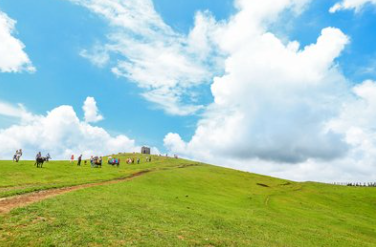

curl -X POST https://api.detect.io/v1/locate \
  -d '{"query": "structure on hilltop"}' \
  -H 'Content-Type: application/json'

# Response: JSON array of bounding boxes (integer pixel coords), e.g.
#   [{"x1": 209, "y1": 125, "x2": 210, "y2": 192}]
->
[{"x1": 141, "y1": 146, "x2": 151, "y2": 155}]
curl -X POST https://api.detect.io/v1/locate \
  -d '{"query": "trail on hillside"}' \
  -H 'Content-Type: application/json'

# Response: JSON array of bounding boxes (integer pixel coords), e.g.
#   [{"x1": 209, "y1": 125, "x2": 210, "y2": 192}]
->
[{"x1": 0, "y1": 164, "x2": 200, "y2": 214}]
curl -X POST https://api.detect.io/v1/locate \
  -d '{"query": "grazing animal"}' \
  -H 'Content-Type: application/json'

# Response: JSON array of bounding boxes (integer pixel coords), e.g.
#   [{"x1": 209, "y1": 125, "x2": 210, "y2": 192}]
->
[{"x1": 35, "y1": 157, "x2": 47, "y2": 168}]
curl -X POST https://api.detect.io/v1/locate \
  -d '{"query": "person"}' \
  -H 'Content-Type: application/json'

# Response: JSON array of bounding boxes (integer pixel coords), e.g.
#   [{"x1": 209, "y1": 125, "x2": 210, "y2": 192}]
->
[
  {"x1": 46, "y1": 153, "x2": 51, "y2": 162},
  {"x1": 90, "y1": 156, "x2": 94, "y2": 167},
  {"x1": 77, "y1": 154, "x2": 82, "y2": 166},
  {"x1": 13, "y1": 150, "x2": 18, "y2": 162},
  {"x1": 132, "y1": 158, "x2": 135, "y2": 164},
  {"x1": 36, "y1": 152, "x2": 42, "y2": 159},
  {"x1": 70, "y1": 154, "x2": 74, "y2": 163},
  {"x1": 17, "y1": 149, "x2": 23, "y2": 162},
  {"x1": 137, "y1": 158, "x2": 140, "y2": 164}
]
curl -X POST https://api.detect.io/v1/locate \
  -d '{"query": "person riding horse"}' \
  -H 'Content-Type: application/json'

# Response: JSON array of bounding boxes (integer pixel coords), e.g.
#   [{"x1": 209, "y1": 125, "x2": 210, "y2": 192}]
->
[
  {"x1": 35, "y1": 152, "x2": 47, "y2": 168},
  {"x1": 91, "y1": 156, "x2": 102, "y2": 168}
]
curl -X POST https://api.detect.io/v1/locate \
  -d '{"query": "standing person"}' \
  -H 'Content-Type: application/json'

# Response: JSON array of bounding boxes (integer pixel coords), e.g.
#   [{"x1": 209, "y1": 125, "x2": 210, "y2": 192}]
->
[
  {"x1": 17, "y1": 149, "x2": 23, "y2": 162},
  {"x1": 46, "y1": 153, "x2": 51, "y2": 162},
  {"x1": 77, "y1": 154, "x2": 82, "y2": 166},
  {"x1": 137, "y1": 158, "x2": 140, "y2": 164},
  {"x1": 70, "y1": 154, "x2": 74, "y2": 163},
  {"x1": 13, "y1": 150, "x2": 18, "y2": 162}
]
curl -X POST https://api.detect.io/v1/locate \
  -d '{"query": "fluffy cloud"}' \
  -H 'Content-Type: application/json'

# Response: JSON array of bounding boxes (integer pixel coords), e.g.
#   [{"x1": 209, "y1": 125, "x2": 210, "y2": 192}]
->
[
  {"x1": 0, "y1": 98, "x2": 141, "y2": 160},
  {"x1": 164, "y1": 0, "x2": 376, "y2": 182},
  {"x1": 83, "y1": 97, "x2": 103, "y2": 123},
  {"x1": 0, "y1": 11, "x2": 35, "y2": 73},
  {"x1": 330, "y1": 0, "x2": 376, "y2": 13},
  {"x1": 68, "y1": 0, "x2": 221, "y2": 116}
]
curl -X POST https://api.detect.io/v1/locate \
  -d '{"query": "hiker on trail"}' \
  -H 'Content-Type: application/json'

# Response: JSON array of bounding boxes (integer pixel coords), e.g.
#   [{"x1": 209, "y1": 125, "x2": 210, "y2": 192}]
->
[
  {"x1": 70, "y1": 154, "x2": 74, "y2": 163},
  {"x1": 77, "y1": 154, "x2": 82, "y2": 166}
]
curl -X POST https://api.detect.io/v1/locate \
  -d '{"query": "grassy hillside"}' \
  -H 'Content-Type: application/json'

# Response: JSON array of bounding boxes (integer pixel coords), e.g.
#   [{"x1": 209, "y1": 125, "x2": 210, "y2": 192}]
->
[{"x1": 0, "y1": 154, "x2": 375, "y2": 246}]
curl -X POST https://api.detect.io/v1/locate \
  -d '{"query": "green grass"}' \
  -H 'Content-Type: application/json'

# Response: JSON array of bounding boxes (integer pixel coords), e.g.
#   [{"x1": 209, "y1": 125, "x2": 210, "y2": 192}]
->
[
  {"x1": 0, "y1": 154, "x2": 189, "y2": 197},
  {"x1": 0, "y1": 155, "x2": 375, "y2": 246}
]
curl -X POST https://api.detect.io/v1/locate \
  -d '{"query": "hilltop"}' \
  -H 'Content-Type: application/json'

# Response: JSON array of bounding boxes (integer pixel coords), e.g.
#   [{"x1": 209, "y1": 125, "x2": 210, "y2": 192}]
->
[{"x1": 0, "y1": 154, "x2": 375, "y2": 246}]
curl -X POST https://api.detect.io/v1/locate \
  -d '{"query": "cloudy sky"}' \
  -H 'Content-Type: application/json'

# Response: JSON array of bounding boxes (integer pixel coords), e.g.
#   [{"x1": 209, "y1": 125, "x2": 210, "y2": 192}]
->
[{"x1": 1, "y1": 0, "x2": 376, "y2": 182}]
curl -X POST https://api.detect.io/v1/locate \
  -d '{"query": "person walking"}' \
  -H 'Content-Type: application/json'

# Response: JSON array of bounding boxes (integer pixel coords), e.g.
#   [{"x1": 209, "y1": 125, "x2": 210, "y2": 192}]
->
[
  {"x1": 70, "y1": 154, "x2": 74, "y2": 163},
  {"x1": 77, "y1": 154, "x2": 82, "y2": 166}
]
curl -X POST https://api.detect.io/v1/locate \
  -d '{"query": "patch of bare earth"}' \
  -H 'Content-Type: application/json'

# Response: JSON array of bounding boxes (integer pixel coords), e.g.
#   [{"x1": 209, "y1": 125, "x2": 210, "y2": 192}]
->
[{"x1": 0, "y1": 170, "x2": 150, "y2": 214}]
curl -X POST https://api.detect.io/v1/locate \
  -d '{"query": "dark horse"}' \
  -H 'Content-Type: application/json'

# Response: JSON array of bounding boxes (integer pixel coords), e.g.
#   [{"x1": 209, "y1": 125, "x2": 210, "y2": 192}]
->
[{"x1": 35, "y1": 157, "x2": 47, "y2": 168}]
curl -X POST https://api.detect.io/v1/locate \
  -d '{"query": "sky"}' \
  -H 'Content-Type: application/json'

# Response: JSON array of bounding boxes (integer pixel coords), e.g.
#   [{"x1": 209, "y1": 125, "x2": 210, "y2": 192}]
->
[{"x1": 0, "y1": 0, "x2": 376, "y2": 182}]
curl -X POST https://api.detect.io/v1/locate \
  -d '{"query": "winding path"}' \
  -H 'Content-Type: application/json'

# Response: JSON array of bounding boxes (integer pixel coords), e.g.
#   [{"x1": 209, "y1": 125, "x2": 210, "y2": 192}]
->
[{"x1": 0, "y1": 164, "x2": 200, "y2": 214}]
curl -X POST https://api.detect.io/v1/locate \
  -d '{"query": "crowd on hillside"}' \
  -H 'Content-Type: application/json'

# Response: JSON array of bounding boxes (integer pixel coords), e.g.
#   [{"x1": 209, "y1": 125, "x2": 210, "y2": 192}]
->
[{"x1": 332, "y1": 182, "x2": 376, "y2": 187}]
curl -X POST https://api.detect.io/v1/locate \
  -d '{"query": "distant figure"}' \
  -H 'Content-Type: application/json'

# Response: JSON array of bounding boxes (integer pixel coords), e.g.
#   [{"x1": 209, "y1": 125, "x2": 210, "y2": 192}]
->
[
  {"x1": 17, "y1": 149, "x2": 23, "y2": 162},
  {"x1": 77, "y1": 154, "x2": 82, "y2": 166},
  {"x1": 46, "y1": 153, "x2": 51, "y2": 162},
  {"x1": 132, "y1": 158, "x2": 135, "y2": 164},
  {"x1": 84, "y1": 160, "x2": 87, "y2": 165},
  {"x1": 14, "y1": 149, "x2": 22, "y2": 162},
  {"x1": 137, "y1": 158, "x2": 140, "y2": 164},
  {"x1": 13, "y1": 150, "x2": 18, "y2": 162},
  {"x1": 71, "y1": 154, "x2": 74, "y2": 163},
  {"x1": 35, "y1": 152, "x2": 43, "y2": 167}
]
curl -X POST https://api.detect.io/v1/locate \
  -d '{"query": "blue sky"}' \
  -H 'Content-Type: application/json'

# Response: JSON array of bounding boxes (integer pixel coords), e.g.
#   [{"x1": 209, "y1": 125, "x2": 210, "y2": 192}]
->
[
  {"x1": 0, "y1": 0, "x2": 236, "y2": 146},
  {"x1": 1, "y1": 0, "x2": 376, "y2": 182}
]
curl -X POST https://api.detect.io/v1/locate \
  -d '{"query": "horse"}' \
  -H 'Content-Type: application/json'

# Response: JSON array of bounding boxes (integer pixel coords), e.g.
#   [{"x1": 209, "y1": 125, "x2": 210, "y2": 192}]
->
[{"x1": 35, "y1": 157, "x2": 47, "y2": 168}]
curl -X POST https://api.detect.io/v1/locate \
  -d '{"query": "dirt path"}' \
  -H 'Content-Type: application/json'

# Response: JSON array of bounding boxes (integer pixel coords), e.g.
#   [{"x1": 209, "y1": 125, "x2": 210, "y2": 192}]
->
[
  {"x1": 0, "y1": 164, "x2": 202, "y2": 214},
  {"x1": 0, "y1": 170, "x2": 151, "y2": 214}
]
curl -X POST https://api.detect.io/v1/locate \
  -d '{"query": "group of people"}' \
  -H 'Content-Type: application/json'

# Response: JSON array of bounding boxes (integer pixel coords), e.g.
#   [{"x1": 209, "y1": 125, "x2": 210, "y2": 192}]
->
[{"x1": 12, "y1": 149, "x2": 23, "y2": 162}]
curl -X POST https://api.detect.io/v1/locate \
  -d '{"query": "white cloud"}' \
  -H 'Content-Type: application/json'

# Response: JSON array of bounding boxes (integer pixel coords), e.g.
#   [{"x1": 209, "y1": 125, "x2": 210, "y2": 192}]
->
[
  {"x1": 68, "y1": 0, "x2": 222, "y2": 116},
  {"x1": 330, "y1": 0, "x2": 376, "y2": 13},
  {"x1": 164, "y1": 0, "x2": 376, "y2": 182},
  {"x1": 0, "y1": 98, "x2": 143, "y2": 160},
  {"x1": 83, "y1": 96, "x2": 103, "y2": 123},
  {"x1": 0, "y1": 11, "x2": 35, "y2": 73}
]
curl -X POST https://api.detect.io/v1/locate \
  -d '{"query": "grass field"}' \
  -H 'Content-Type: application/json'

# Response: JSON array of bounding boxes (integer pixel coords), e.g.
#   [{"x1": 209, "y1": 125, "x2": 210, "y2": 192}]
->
[{"x1": 0, "y1": 154, "x2": 375, "y2": 246}]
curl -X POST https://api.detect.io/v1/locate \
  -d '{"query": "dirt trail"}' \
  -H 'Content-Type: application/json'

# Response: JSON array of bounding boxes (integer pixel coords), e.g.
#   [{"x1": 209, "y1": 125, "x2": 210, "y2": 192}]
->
[
  {"x1": 0, "y1": 164, "x2": 201, "y2": 214},
  {"x1": 0, "y1": 170, "x2": 152, "y2": 214}
]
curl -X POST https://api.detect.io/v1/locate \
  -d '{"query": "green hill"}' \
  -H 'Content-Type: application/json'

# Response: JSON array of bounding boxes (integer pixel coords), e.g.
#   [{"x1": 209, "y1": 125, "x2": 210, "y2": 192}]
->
[{"x1": 0, "y1": 154, "x2": 375, "y2": 246}]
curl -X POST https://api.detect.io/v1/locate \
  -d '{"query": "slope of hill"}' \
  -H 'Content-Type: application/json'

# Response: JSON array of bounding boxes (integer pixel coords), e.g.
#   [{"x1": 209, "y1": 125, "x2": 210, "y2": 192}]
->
[{"x1": 0, "y1": 154, "x2": 375, "y2": 246}]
